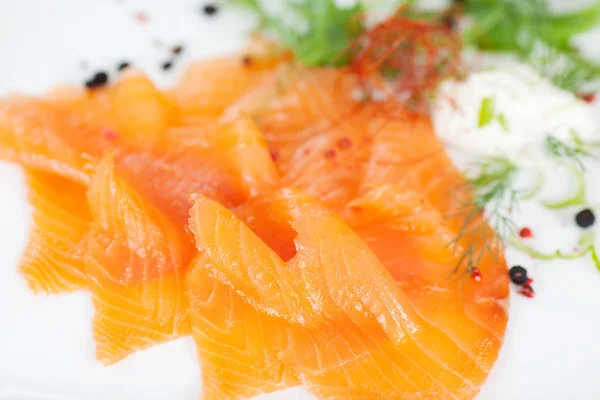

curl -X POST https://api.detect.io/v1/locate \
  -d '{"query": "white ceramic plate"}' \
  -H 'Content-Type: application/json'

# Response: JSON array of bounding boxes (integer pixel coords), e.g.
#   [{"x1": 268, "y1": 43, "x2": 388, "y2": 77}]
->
[{"x1": 2, "y1": 1, "x2": 600, "y2": 399}]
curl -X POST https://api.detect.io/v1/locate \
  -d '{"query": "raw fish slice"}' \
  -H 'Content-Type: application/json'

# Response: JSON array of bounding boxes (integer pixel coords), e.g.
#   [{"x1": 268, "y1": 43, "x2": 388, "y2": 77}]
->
[
  {"x1": 50, "y1": 72, "x2": 176, "y2": 150},
  {"x1": 85, "y1": 155, "x2": 194, "y2": 365},
  {"x1": 84, "y1": 117, "x2": 278, "y2": 363},
  {"x1": 364, "y1": 114, "x2": 509, "y2": 301},
  {"x1": 186, "y1": 253, "x2": 298, "y2": 400},
  {"x1": 0, "y1": 73, "x2": 176, "y2": 184},
  {"x1": 117, "y1": 116, "x2": 279, "y2": 228},
  {"x1": 346, "y1": 185, "x2": 507, "y2": 377},
  {"x1": 168, "y1": 56, "x2": 279, "y2": 125},
  {"x1": 19, "y1": 170, "x2": 90, "y2": 294},
  {"x1": 235, "y1": 67, "x2": 359, "y2": 137},
  {"x1": 0, "y1": 97, "x2": 99, "y2": 185},
  {"x1": 189, "y1": 191, "x2": 488, "y2": 398},
  {"x1": 228, "y1": 67, "x2": 370, "y2": 212}
]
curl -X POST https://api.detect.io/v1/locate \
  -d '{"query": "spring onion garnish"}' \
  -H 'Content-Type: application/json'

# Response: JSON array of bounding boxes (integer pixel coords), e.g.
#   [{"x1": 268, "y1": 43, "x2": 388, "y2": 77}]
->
[
  {"x1": 519, "y1": 169, "x2": 545, "y2": 200},
  {"x1": 510, "y1": 232, "x2": 600, "y2": 271},
  {"x1": 478, "y1": 96, "x2": 495, "y2": 128},
  {"x1": 542, "y1": 167, "x2": 586, "y2": 209}
]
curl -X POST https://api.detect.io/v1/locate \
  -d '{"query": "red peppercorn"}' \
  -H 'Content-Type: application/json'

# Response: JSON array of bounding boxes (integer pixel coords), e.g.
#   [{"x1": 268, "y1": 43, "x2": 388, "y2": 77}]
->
[
  {"x1": 336, "y1": 136, "x2": 352, "y2": 150},
  {"x1": 471, "y1": 268, "x2": 482, "y2": 282},
  {"x1": 102, "y1": 129, "x2": 120, "y2": 141},
  {"x1": 135, "y1": 11, "x2": 149, "y2": 24},
  {"x1": 518, "y1": 278, "x2": 535, "y2": 298},
  {"x1": 324, "y1": 149, "x2": 336, "y2": 159},
  {"x1": 270, "y1": 150, "x2": 280, "y2": 162},
  {"x1": 519, "y1": 227, "x2": 533, "y2": 238},
  {"x1": 579, "y1": 93, "x2": 596, "y2": 103}
]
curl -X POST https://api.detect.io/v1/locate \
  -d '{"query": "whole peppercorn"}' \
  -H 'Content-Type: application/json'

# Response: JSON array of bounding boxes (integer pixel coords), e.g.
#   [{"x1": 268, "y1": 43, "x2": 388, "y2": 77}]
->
[
  {"x1": 576, "y1": 209, "x2": 595, "y2": 228},
  {"x1": 509, "y1": 266, "x2": 528, "y2": 285}
]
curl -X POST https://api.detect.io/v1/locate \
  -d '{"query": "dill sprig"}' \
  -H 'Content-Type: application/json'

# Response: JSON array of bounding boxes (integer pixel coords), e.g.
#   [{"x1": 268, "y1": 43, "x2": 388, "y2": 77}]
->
[
  {"x1": 447, "y1": 157, "x2": 519, "y2": 281},
  {"x1": 229, "y1": 0, "x2": 366, "y2": 67},
  {"x1": 462, "y1": 0, "x2": 600, "y2": 92},
  {"x1": 544, "y1": 132, "x2": 600, "y2": 170}
]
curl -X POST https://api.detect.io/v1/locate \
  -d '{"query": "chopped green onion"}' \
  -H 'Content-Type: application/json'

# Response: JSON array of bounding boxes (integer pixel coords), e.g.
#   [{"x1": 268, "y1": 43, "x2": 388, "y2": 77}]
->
[
  {"x1": 509, "y1": 234, "x2": 595, "y2": 261},
  {"x1": 543, "y1": 166, "x2": 586, "y2": 209},
  {"x1": 519, "y1": 170, "x2": 545, "y2": 200},
  {"x1": 496, "y1": 113, "x2": 509, "y2": 133},
  {"x1": 478, "y1": 97, "x2": 496, "y2": 128}
]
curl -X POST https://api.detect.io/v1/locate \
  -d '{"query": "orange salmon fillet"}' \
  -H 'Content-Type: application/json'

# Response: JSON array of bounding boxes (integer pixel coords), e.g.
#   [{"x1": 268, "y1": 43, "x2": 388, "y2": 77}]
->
[
  {"x1": 85, "y1": 155, "x2": 194, "y2": 365},
  {"x1": 0, "y1": 51, "x2": 509, "y2": 399},
  {"x1": 19, "y1": 170, "x2": 89, "y2": 294},
  {"x1": 188, "y1": 188, "x2": 507, "y2": 399}
]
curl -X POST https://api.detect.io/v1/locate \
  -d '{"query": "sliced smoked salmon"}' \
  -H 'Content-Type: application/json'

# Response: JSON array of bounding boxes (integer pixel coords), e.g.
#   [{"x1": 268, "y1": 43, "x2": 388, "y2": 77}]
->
[
  {"x1": 84, "y1": 155, "x2": 194, "y2": 365},
  {"x1": 19, "y1": 170, "x2": 89, "y2": 294},
  {"x1": 0, "y1": 73, "x2": 176, "y2": 184},
  {"x1": 168, "y1": 56, "x2": 280, "y2": 125},
  {"x1": 50, "y1": 72, "x2": 177, "y2": 151},
  {"x1": 363, "y1": 114, "x2": 509, "y2": 300},
  {"x1": 189, "y1": 187, "x2": 507, "y2": 399},
  {"x1": 186, "y1": 253, "x2": 298, "y2": 399}
]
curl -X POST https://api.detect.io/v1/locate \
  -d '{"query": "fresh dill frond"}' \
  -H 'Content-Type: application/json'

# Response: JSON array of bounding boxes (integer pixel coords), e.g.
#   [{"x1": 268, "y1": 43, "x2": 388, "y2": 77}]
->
[
  {"x1": 229, "y1": 0, "x2": 366, "y2": 67},
  {"x1": 447, "y1": 157, "x2": 519, "y2": 281},
  {"x1": 462, "y1": 0, "x2": 600, "y2": 92},
  {"x1": 520, "y1": 36, "x2": 600, "y2": 92},
  {"x1": 544, "y1": 134, "x2": 597, "y2": 171}
]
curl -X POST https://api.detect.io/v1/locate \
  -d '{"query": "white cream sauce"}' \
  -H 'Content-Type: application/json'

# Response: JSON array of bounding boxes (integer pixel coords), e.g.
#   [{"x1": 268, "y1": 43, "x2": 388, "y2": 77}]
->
[{"x1": 432, "y1": 60, "x2": 600, "y2": 167}]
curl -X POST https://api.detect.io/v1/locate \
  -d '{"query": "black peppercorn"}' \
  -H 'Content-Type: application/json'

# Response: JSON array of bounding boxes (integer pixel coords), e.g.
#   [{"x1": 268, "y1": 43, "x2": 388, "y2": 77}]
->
[
  {"x1": 203, "y1": 4, "x2": 218, "y2": 16},
  {"x1": 85, "y1": 71, "x2": 109, "y2": 89},
  {"x1": 509, "y1": 266, "x2": 528, "y2": 285},
  {"x1": 117, "y1": 62, "x2": 131, "y2": 72},
  {"x1": 576, "y1": 208, "x2": 595, "y2": 228}
]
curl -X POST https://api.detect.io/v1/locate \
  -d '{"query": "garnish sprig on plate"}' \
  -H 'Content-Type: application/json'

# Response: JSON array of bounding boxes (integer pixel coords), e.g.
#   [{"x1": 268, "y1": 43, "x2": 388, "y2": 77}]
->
[
  {"x1": 510, "y1": 231, "x2": 600, "y2": 271},
  {"x1": 448, "y1": 157, "x2": 519, "y2": 282},
  {"x1": 230, "y1": 0, "x2": 365, "y2": 67},
  {"x1": 461, "y1": 0, "x2": 600, "y2": 92}
]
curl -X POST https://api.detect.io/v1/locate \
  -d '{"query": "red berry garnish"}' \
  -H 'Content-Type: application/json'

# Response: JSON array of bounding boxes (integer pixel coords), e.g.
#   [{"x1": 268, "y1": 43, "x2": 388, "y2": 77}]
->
[{"x1": 519, "y1": 227, "x2": 533, "y2": 238}]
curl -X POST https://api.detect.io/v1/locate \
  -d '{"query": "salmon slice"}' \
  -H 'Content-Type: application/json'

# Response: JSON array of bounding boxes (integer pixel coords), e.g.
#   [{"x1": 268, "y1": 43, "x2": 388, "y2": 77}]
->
[
  {"x1": 116, "y1": 116, "x2": 279, "y2": 228},
  {"x1": 186, "y1": 253, "x2": 298, "y2": 399},
  {"x1": 189, "y1": 189, "x2": 505, "y2": 398},
  {"x1": 168, "y1": 56, "x2": 279, "y2": 125},
  {"x1": 50, "y1": 72, "x2": 176, "y2": 151},
  {"x1": 19, "y1": 170, "x2": 90, "y2": 294},
  {"x1": 0, "y1": 97, "x2": 99, "y2": 185},
  {"x1": 84, "y1": 155, "x2": 194, "y2": 365},
  {"x1": 227, "y1": 67, "x2": 371, "y2": 212},
  {"x1": 0, "y1": 73, "x2": 177, "y2": 184},
  {"x1": 84, "y1": 116, "x2": 278, "y2": 363},
  {"x1": 364, "y1": 114, "x2": 509, "y2": 300},
  {"x1": 1, "y1": 64, "x2": 278, "y2": 296},
  {"x1": 346, "y1": 185, "x2": 507, "y2": 375}
]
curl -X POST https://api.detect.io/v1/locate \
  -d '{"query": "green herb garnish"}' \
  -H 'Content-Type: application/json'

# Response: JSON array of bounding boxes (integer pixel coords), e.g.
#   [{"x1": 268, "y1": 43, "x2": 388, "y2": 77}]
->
[
  {"x1": 510, "y1": 232, "x2": 600, "y2": 271},
  {"x1": 542, "y1": 166, "x2": 586, "y2": 209},
  {"x1": 462, "y1": 0, "x2": 600, "y2": 92},
  {"x1": 496, "y1": 113, "x2": 509, "y2": 132},
  {"x1": 544, "y1": 134, "x2": 596, "y2": 171},
  {"x1": 230, "y1": 0, "x2": 366, "y2": 67},
  {"x1": 447, "y1": 157, "x2": 519, "y2": 281}
]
